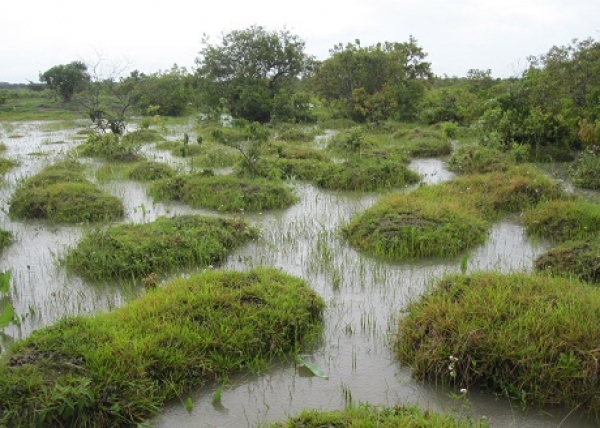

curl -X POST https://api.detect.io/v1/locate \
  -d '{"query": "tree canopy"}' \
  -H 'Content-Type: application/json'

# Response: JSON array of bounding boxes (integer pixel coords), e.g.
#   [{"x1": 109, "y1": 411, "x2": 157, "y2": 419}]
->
[{"x1": 39, "y1": 61, "x2": 90, "y2": 102}]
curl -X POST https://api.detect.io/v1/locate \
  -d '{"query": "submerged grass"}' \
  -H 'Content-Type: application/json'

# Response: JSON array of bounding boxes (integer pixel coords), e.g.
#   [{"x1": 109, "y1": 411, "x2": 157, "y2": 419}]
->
[
  {"x1": 150, "y1": 174, "x2": 297, "y2": 212},
  {"x1": 8, "y1": 161, "x2": 124, "y2": 223},
  {"x1": 62, "y1": 214, "x2": 257, "y2": 281},
  {"x1": 270, "y1": 404, "x2": 488, "y2": 427},
  {"x1": 396, "y1": 272, "x2": 600, "y2": 417},
  {"x1": 0, "y1": 268, "x2": 325, "y2": 427}
]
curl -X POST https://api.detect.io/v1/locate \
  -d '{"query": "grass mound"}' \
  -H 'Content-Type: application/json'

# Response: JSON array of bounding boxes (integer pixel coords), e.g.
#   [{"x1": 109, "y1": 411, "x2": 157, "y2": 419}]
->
[
  {"x1": 9, "y1": 162, "x2": 124, "y2": 223},
  {"x1": 524, "y1": 199, "x2": 600, "y2": 242},
  {"x1": 343, "y1": 194, "x2": 488, "y2": 260},
  {"x1": 315, "y1": 159, "x2": 420, "y2": 191},
  {"x1": 127, "y1": 161, "x2": 176, "y2": 181},
  {"x1": 447, "y1": 144, "x2": 517, "y2": 174},
  {"x1": 77, "y1": 133, "x2": 142, "y2": 162},
  {"x1": 396, "y1": 272, "x2": 600, "y2": 415},
  {"x1": 569, "y1": 148, "x2": 600, "y2": 190},
  {"x1": 272, "y1": 404, "x2": 487, "y2": 427},
  {"x1": 150, "y1": 174, "x2": 297, "y2": 212},
  {"x1": 535, "y1": 238, "x2": 600, "y2": 283},
  {"x1": 123, "y1": 129, "x2": 164, "y2": 144},
  {"x1": 0, "y1": 268, "x2": 324, "y2": 427},
  {"x1": 62, "y1": 215, "x2": 257, "y2": 281}
]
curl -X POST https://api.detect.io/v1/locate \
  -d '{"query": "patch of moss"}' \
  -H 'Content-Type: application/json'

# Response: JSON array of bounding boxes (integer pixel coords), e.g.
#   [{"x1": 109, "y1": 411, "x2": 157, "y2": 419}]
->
[
  {"x1": 0, "y1": 268, "x2": 324, "y2": 427},
  {"x1": 63, "y1": 214, "x2": 257, "y2": 281},
  {"x1": 397, "y1": 272, "x2": 600, "y2": 416},
  {"x1": 150, "y1": 174, "x2": 297, "y2": 212},
  {"x1": 272, "y1": 404, "x2": 488, "y2": 427}
]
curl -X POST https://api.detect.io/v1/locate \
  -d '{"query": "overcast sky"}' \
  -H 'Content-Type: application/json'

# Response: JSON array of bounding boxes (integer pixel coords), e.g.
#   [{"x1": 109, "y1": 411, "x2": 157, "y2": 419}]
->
[{"x1": 1, "y1": 0, "x2": 599, "y2": 83}]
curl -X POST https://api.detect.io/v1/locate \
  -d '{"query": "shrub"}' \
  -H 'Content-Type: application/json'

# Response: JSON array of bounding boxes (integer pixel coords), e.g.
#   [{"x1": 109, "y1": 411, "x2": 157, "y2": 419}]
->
[
  {"x1": 0, "y1": 268, "x2": 324, "y2": 427},
  {"x1": 569, "y1": 147, "x2": 600, "y2": 190},
  {"x1": 77, "y1": 133, "x2": 141, "y2": 162},
  {"x1": 397, "y1": 272, "x2": 600, "y2": 415}
]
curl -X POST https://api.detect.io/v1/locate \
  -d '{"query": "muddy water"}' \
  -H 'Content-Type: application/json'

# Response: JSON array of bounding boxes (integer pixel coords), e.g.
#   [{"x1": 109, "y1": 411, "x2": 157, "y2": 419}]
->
[{"x1": 0, "y1": 121, "x2": 598, "y2": 427}]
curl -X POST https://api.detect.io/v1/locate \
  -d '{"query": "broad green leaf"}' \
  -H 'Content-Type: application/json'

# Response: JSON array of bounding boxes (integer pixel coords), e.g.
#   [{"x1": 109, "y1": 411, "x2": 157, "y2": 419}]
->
[
  {"x1": 295, "y1": 356, "x2": 328, "y2": 379},
  {"x1": 0, "y1": 270, "x2": 11, "y2": 294},
  {"x1": 0, "y1": 302, "x2": 15, "y2": 328}
]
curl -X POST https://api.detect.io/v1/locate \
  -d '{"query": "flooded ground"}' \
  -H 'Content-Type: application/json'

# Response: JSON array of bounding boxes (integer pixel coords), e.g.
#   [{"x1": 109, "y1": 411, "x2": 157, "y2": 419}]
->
[{"x1": 0, "y1": 121, "x2": 598, "y2": 427}]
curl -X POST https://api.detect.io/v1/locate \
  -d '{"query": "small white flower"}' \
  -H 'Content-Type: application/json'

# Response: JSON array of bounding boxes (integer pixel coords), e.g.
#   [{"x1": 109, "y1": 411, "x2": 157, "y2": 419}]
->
[{"x1": 460, "y1": 388, "x2": 467, "y2": 394}]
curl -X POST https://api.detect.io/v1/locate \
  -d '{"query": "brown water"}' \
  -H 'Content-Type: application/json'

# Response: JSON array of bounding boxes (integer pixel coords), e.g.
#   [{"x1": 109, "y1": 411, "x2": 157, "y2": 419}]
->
[{"x1": 0, "y1": 120, "x2": 598, "y2": 428}]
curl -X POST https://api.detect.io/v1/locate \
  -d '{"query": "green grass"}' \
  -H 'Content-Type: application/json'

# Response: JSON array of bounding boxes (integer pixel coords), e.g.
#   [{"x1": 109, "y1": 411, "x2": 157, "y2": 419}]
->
[
  {"x1": 0, "y1": 230, "x2": 12, "y2": 251},
  {"x1": 447, "y1": 144, "x2": 518, "y2": 174},
  {"x1": 122, "y1": 129, "x2": 164, "y2": 144},
  {"x1": 8, "y1": 161, "x2": 124, "y2": 223},
  {"x1": 535, "y1": 237, "x2": 600, "y2": 283},
  {"x1": 150, "y1": 174, "x2": 297, "y2": 212},
  {"x1": 397, "y1": 272, "x2": 600, "y2": 417},
  {"x1": 270, "y1": 404, "x2": 488, "y2": 427},
  {"x1": 523, "y1": 199, "x2": 600, "y2": 242},
  {"x1": 127, "y1": 161, "x2": 176, "y2": 181},
  {"x1": 62, "y1": 214, "x2": 257, "y2": 281},
  {"x1": 0, "y1": 157, "x2": 19, "y2": 175},
  {"x1": 343, "y1": 193, "x2": 488, "y2": 260},
  {"x1": 76, "y1": 133, "x2": 142, "y2": 162},
  {"x1": 569, "y1": 148, "x2": 600, "y2": 190},
  {"x1": 0, "y1": 93, "x2": 81, "y2": 121},
  {"x1": 0, "y1": 268, "x2": 325, "y2": 427}
]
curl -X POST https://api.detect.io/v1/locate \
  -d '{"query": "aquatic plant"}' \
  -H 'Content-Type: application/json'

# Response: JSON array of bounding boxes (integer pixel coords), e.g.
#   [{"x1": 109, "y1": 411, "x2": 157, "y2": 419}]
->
[{"x1": 0, "y1": 268, "x2": 324, "y2": 427}]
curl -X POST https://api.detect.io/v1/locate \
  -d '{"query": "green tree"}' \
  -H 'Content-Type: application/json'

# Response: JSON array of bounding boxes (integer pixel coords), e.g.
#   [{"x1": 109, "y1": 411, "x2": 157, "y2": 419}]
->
[
  {"x1": 195, "y1": 25, "x2": 314, "y2": 123},
  {"x1": 313, "y1": 38, "x2": 433, "y2": 122},
  {"x1": 130, "y1": 65, "x2": 192, "y2": 116},
  {"x1": 39, "y1": 61, "x2": 90, "y2": 102}
]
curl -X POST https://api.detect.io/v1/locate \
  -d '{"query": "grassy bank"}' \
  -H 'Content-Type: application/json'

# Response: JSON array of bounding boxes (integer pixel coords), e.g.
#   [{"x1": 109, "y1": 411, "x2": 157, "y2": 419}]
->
[
  {"x1": 0, "y1": 268, "x2": 325, "y2": 427},
  {"x1": 62, "y1": 215, "x2": 257, "y2": 281},
  {"x1": 524, "y1": 199, "x2": 600, "y2": 242},
  {"x1": 397, "y1": 272, "x2": 600, "y2": 416},
  {"x1": 270, "y1": 404, "x2": 488, "y2": 427}
]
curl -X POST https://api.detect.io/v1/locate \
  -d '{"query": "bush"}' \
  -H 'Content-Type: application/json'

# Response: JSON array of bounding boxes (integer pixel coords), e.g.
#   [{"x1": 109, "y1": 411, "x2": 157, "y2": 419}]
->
[{"x1": 77, "y1": 133, "x2": 141, "y2": 162}]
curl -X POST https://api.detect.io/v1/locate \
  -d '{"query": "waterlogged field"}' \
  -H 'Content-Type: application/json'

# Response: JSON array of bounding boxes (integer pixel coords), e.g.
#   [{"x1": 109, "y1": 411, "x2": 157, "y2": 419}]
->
[{"x1": 0, "y1": 120, "x2": 598, "y2": 427}]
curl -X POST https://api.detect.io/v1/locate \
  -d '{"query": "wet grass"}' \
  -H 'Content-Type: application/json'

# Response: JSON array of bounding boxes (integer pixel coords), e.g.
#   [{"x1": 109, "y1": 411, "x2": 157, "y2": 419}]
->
[
  {"x1": 569, "y1": 148, "x2": 600, "y2": 190},
  {"x1": 0, "y1": 230, "x2": 12, "y2": 251},
  {"x1": 270, "y1": 403, "x2": 488, "y2": 427},
  {"x1": 535, "y1": 238, "x2": 600, "y2": 283},
  {"x1": 150, "y1": 174, "x2": 297, "y2": 212},
  {"x1": 0, "y1": 268, "x2": 324, "y2": 427},
  {"x1": 447, "y1": 144, "x2": 518, "y2": 174},
  {"x1": 127, "y1": 161, "x2": 176, "y2": 181},
  {"x1": 8, "y1": 161, "x2": 124, "y2": 223},
  {"x1": 123, "y1": 129, "x2": 164, "y2": 144},
  {"x1": 523, "y1": 199, "x2": 600, "y2": 242},
  {"x1": 343, "y1": 193, "x2": 488, "y2": 260},
  {"x1": 0, "y1": 157, "x2": 20, "y2": 175},
  {"x1": 76, "y1": 133, "x2": 142, "y2": 162},
  {"x1": 396, "y1": 272, "x2": 600, "y2": 417},
  {"x1": 62, "y1": 215, "x2": 257, "y2": 281}
]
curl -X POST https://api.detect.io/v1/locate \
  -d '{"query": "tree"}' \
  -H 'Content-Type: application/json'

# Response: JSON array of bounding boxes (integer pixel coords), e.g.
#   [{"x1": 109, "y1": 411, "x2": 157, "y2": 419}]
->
[
  {"x1": 39, "y1": 61, "x2": 90, "y2": 102},
  {"x1": 195, "y1": 25, "x2": 314, "y2": 123},
  {"x1": 313, "y1": 38, "x2": 433, "y2": 122},
  {"x1": 130, "y1": 65, "x2": 193, "y2": 116}
]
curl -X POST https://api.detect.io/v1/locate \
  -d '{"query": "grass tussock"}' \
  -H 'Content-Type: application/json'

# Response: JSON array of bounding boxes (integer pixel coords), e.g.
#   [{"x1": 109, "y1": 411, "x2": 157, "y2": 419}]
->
[
  {"x1": 9, "y1": 161, "x2": 124, "y2": 223},
  {"x1": 396, "y1": 272, "x2": 600, "y2": 416},
  {"x1": 127, "y1": 160, "x2": 176, "y2": 181},
  {"x1": 271, "y1": 404, "x2": 488, "y2": 428},
  {"x1": 343, "y1": 193, "x2": 488, "y2": 260},
  {"x1": 150, "y1": 174, "x2": 297, "y2": 212},
  {"x1": 0, "y1": 229, "x2": 12, "y2": 251},
  {"x1": 123, "y1": 128, "x2": 164, "y2": 144},
  {"x1": 315, "y1": 159, "x2": 420, "y2": 191},
  {"x1": 447, "y1": 144, "x2": 519, "y2": 174},
  {"x1": 77, "y1": 133, "x2": 142, "y2": 162},
  {"x1": 535, "y1": 238, "x2": 600, "y2": 283},
  {"x1": 62, "y1": 215, "x2": 257, "y2": 281},
  {"x1": 523, "y1": 199, "x2": 600, "y2": 242},
  {"x1": 569, "y1": 147, "x2": 600, "y2": 190},
  {"x1": 0, "y1": 268, "x2": 324, "y2": 427}
]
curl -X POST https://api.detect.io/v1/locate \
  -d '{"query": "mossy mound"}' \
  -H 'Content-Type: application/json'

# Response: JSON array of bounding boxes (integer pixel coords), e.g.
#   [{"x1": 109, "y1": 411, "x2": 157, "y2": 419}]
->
[
  {"x1": 127, "y1": 161, "x2": 176, "y2": 181},
  {"x1": 524, "y1": 199, "x2": 600, "y2": 242},
  {"x1": 397, "y1": 272, "x2": 600, "y2": 415},
  {"x1": 343, "y1": 194, "x2": 488, "y2": 260},
  {"x1": 315, "y1": 159, "x2": 420, "y2": 191},
  {"x1": 63, "y1": 215, "x2": 257, "y2": 281},
  {"x1": 9, "y1": 163, "x2": 124, "y2": 223},
  {"x1": 0, "y1": 158, "x2": 19, "y2": 175},
  {"x1": 0, "y1": 268, "x2": 324, "y2": 427},
  {"x1": 272, "y1": 404, "x2": 487, "y2": 428},
  {"x1": 535, "y1": 238, "x2": 600, "y2": 283},
  {"x1": 150, "y1": 174, "x2": 297, "y2": 212}
]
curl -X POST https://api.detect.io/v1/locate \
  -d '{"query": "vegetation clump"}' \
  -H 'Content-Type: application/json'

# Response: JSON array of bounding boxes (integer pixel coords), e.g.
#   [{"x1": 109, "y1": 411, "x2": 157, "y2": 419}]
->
[
  {"x1": 447, "y1": 143, "x2": 523, "y2": 174},
  {"x1": 535, "y1": 238, "x2": 600, "y2": 283},
  {"x1": 271, "y1": 404, "x2": 487, "y2": 428},
  {"x1": 569, "y1": 147, "x2": 600, "y2": 190},
  {"x1": 315, "y1": 159, "x2": 420, "y2": 191},
  {"x1": 523, "y1": 199, "x2": 600, "y2": 242},
  {"x1": 150, "y1": 174, "x2": 297, "y2": 212},
  {"x1": 77, "y1": 133, "x2": 142, "y2": 162},
  {"x1": 62, "y1": 214, "x2": 257, "y2": 281},
  {"x1": 122, "y1": 128, "x2": 164, "y2": 144},
  {"x1": 9, "y1": 162, "x2": 124, "y2": 223},
  {"x1": 0, "y1": 268, "x2": 324, "y2": 427},
  {"x1": 396, "y1": 272, "x2": 600, "y2": 415},
  {"x1": 0, "y1": 157, "x2": 19, "y2": 175},
  {"x1": 127, "y1": 160, "x2": 176, "y2": 181},
  {"x1": 343, "y1": 194, "x2": 488, "y2": 259}
]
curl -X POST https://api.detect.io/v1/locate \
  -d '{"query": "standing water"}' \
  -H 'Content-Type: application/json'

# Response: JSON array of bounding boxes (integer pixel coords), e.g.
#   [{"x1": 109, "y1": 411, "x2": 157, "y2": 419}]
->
[{"x1": 0, "y1": 121, "x2": 597, "y2": 427}]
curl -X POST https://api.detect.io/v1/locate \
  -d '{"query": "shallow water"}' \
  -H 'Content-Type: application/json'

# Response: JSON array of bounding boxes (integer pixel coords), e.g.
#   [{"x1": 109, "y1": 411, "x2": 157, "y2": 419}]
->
[{"x1": 0, "y1": 121, "x2": 598, "y2": 427}]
